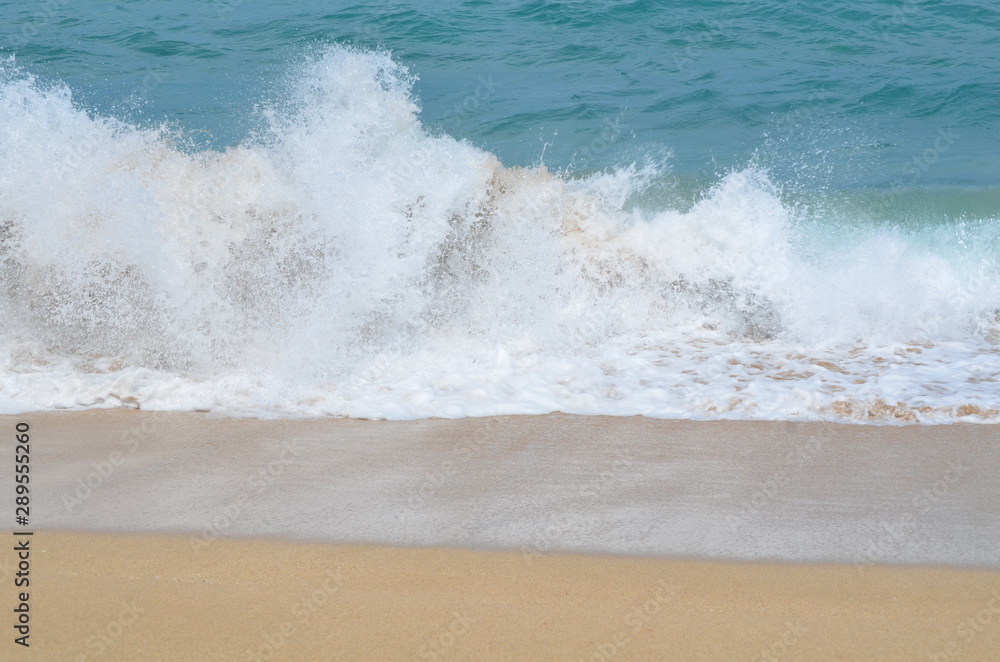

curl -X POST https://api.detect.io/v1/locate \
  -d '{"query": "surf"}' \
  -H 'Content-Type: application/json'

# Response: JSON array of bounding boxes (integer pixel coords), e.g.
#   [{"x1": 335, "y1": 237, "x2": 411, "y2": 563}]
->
[{"x1": 0, "y1": 47, "x2": 998, "y2": 422}]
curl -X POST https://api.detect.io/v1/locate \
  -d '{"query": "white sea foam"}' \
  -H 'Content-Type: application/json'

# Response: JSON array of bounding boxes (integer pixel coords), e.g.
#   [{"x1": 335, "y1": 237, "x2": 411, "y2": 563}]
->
[{"x1": 1, "y1": 48, "x2": 999, "y2": 422}]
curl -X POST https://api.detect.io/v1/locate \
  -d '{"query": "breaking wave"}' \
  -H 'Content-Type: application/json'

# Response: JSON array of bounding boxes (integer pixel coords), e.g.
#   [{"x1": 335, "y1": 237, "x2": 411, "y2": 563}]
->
[{"x1": 1, "y1": 47, "x2": 999, "y2": 422}]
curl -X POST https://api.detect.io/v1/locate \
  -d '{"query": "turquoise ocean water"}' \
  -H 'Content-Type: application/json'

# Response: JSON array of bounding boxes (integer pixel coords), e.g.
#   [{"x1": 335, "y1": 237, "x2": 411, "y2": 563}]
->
[
  {"x1": 1, "y1": 1, "x2": 999, "y2": 421},
  {"x1": 8, "y1": 1, "x2": 1000, "y2": 185}
]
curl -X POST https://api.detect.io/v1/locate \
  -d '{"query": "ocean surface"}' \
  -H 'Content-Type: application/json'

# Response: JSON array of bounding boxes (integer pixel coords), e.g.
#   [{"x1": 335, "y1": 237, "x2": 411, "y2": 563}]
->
[{"x1": 1, "y1": 1, "x2": 999, "y2": 422}]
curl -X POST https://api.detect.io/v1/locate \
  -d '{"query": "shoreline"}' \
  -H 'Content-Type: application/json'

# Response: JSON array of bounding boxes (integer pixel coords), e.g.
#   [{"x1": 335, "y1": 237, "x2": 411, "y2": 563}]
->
[
  {"x1": 18, "y1": 410, "x2": 1000, "y2": 567},
  {"x1": 7, "y1": 411, "x2": 1000, "y2": 658}
]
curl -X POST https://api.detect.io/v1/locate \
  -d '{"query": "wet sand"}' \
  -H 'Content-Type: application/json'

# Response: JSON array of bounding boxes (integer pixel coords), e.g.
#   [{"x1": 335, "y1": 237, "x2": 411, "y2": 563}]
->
[
  {"x1": 5, "y1": 411, "x2": 1000, "y2": 659},
  {"x1": 23, "y1": 411, "x2": 1000, "y2": 566}
]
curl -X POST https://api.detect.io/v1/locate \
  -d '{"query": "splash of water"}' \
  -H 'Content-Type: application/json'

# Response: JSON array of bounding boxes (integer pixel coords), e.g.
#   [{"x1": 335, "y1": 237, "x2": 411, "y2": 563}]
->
[{"x1": 1, "y1": 48, "x2": 998, "y2": 421}]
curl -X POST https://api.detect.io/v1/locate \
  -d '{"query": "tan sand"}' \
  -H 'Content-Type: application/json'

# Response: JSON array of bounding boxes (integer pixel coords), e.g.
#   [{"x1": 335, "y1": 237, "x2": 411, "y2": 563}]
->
[
  {"x1": 5, "y1": 411, "x2": 1000, "y2": 659},
  {"x1": 12, "y1": 530, "x2": 1000, "y2": 661}
]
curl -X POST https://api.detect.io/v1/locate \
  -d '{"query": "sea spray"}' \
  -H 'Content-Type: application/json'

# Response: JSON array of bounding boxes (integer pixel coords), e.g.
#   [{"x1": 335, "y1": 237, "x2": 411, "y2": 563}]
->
[{"x1": 0, "y1": 48, "x2": 998, "y2": 421}]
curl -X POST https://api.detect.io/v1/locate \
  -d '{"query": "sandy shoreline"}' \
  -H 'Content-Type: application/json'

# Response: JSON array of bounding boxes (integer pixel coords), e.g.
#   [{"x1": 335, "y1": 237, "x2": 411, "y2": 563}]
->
[
  {"x1": 4, "y1": 411, "x2": 999, "y2": 658},
  {"x1": 14, "y1": 530, "x2": 1000, "y2": 661},
  {"x1": 18, "y1": 411, "x2": 1000, "y2": 566}
]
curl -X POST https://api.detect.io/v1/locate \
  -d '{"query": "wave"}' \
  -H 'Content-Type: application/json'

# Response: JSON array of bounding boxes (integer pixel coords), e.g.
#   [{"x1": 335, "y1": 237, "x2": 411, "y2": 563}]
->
[{"x1": 1, "y1": 47, "x2": 999, "y2": 421}]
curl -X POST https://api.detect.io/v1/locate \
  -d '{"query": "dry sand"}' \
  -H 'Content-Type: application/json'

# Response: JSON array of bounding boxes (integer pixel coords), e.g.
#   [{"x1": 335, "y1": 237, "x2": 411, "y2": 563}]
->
[
  {"x1": 4, "y1": 411, "x2": 1000, "y2": 659},
  {"x1": 15, "y1": 531, "x2": 1000, "y2": 661}
]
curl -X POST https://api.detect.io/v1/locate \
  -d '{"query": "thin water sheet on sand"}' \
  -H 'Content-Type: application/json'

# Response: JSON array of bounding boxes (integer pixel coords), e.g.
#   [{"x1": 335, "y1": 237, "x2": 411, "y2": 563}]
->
[{"x1": 21, "y1": 411, "x2": 1000, "y2": 568}]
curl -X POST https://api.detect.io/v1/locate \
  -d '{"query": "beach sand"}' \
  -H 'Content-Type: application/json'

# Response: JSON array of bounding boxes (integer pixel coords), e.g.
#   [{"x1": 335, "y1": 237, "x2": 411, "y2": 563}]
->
[
  {"x1": 19, "y1": 531, "x2": 1000, "y2": 661},
  {"x1": 6, "y1": 411, "x2": 1000, "y2": 659}
]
